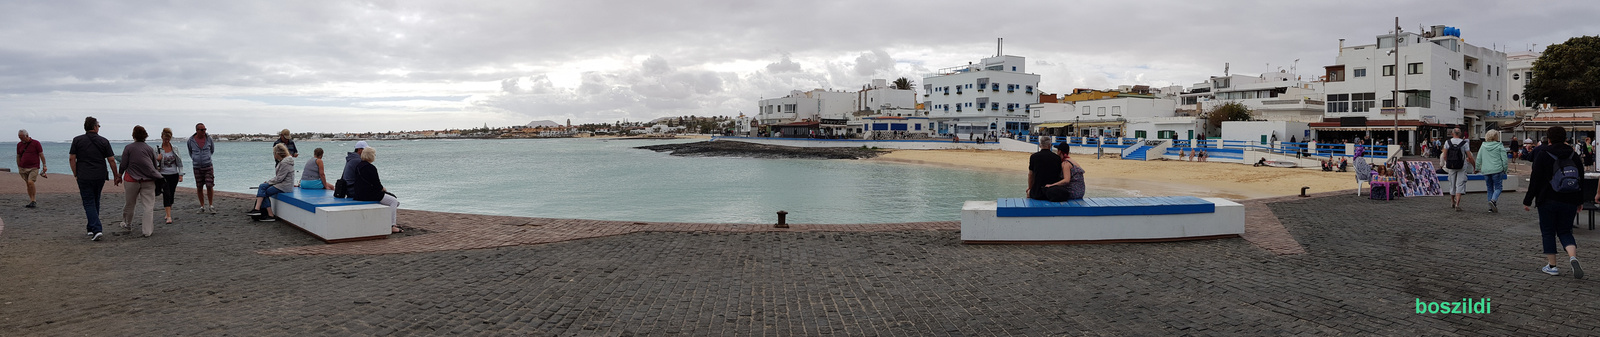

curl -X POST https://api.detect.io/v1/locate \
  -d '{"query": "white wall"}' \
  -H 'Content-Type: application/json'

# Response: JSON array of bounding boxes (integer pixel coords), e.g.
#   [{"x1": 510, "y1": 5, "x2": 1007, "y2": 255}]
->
[
  {"x1": 1221, "y1": 121, "x2": 1311, "y2": 143},
  {"x1": 924, "y1": 55, "x2": 1041, "y2": 134}
]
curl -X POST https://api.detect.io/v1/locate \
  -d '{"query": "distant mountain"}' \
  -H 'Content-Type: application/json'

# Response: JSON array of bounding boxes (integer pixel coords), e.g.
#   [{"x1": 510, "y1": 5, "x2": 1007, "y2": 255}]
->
[{"x1": 525, "y1": 120, "x2": 562, "y2": 128}]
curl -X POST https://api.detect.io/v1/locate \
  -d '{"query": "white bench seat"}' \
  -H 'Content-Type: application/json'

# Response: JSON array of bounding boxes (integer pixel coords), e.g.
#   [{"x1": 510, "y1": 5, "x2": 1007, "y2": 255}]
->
[{"x1": 271, "y1": 188, "x2": 393, "y2": 243}]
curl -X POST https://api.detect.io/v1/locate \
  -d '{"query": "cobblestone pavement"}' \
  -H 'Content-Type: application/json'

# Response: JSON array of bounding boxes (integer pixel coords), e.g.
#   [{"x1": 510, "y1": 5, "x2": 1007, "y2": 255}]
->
[{"x1": 3, "y1": 189, "x2": 1598, "y2": 335}]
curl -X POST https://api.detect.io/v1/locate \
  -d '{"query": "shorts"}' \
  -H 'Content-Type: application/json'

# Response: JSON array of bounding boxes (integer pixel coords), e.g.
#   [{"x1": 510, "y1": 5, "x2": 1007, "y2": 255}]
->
[
  {"x1": 301, "y1": 179, "x2": 324, "y2": 189},
  {"x1": 193, "y1": 166, "x2": 215, "y2": 187},
  {"x1": 1446, "y1": 168, "x2": 1469, "y2": 195},
  {"x1": 18, "y1": 168, "x2": 39, "y2": 182}
]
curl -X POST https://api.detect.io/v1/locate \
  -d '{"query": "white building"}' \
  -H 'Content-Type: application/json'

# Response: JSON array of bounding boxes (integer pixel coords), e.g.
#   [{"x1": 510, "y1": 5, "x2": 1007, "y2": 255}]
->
[
  {"x1": 1029, "y1": 96, "x2": 1184, "y2": 138},
  {"x1": 756, "y1": 89, "x2": 858, "y2": 126},
  {"x1": 1505, "y1": 51, "x2": 1541, "y2": 112},
  {"x1": 856, "y1": 79, "x2": 918, "y2": 113},
  {"x1": 1315, "y1": 25, "x2": 1509, "y2": 147},
  {"x1": 923, "y1": 44, "x2": 1041, "y2": 136},
  {"x1": 1189, "y1": 72, "x2": 1326, "y2": 123}
]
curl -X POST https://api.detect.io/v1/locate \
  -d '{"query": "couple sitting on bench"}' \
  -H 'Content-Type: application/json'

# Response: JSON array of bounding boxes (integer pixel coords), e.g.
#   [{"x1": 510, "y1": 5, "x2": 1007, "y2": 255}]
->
[
  {"x1": 1027, "y1": 138, "x2": 1086, "y2": 202},
  {"x1": 335, "y1": 141, "x2": 402, "y2": 233}
]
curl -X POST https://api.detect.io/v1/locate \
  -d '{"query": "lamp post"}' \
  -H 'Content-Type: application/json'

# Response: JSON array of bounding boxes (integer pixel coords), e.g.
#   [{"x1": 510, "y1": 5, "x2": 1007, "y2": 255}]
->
[{"x1": 1392, "y1": 17, "x2": 1401, "y2": 155}]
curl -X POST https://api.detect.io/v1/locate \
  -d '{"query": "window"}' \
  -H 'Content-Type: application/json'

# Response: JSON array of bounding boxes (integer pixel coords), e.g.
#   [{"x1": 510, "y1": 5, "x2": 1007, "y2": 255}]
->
[
  {"x1": 1382, "y1": 65, "x2": 1395, "y2": 76},
  {"x1": 1097, "y1": 107, "x2": 1106, "y2": 116},
  {"x1": 1111, "y1": 106, "x2": 1122, "y2": 116},
  {"x1": 1382, "y1": 99, "x2": 1394, "y2": 108},
  {"x1": 1349, "y1": 93, "x2": 1375, "y2": 112},
  {"x1": 1407, "y1": 62, "x2": 1423, "y2": 74},
  {"x1": 1025, "y1": 85, "x2": 1034, "y2": 94},
  {"x1": 1449, "y1": 97, "x2": 1457, "y2": 111},
  {"x1": 1353, "y1": 68, "x2": 1367, "y2": 77},
  {"x1": 1512, "y1": 94, "x2": 1520, "y2": 101},
  {"x1": 1450, "y1": 68, "x2": 1460, "y2": 80},
  {"x1": 1135, "y1": 130, "x2": 1147, "y2": 138},
  {"x1": 992, "y1": 83, "x2": 1000, "y2": 91},
  {"x1": 1513, "y1": 73, "x2": 1520, "y2": 80},
  {"x1": 1081, "y1": 106, "x2": 1090, "y2": 115},
  {"x1": 1325, "y1": 94, "x2": 1350, "y2": 113},
  {"x1": 1406, "y1": 90, "x2": 1431, "y2": 108}
]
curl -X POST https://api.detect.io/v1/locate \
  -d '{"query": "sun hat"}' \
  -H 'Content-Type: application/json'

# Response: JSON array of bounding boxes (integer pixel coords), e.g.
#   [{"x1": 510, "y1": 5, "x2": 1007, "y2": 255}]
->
[{"x1": 355, "y1": 141, "x2": 369, "y2": 149}]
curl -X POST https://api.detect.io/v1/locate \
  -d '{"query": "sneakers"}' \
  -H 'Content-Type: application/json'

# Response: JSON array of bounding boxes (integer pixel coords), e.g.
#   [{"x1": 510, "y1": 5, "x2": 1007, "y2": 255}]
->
[
  {"x1": 1489, "y1": 201, "x2": 1498, "y2": 213},
  {"x1": 245, "y1": 209, "x2": 263, "y2": 216},
  {"x1": 1543, "y1": 265, "x2": 1561, "y2": 276},
  {"x1": 90, "y1": 232, "x2": 103, "y2": 241},
  {"x1": 252, "y1": 214, "x2": 276, "y2": 222},
  {"x1": 25, "y1": 201, "x2": 36, "y2": 208},
  {"x1": 196, "y1": 206, "x2": 208, "y2": 214},
  {"x1": 208, "y1": 205, "x2": 217, "y2": 214},
  {"x1": 1573, "y1": 258, "x2": 1585, "y2": 280}
]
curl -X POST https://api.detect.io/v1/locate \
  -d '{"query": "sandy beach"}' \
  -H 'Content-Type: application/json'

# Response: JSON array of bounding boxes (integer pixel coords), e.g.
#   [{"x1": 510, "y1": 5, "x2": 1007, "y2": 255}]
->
[{"x1": 870, "y1": 149, "x2": 1357, "y2": 200}]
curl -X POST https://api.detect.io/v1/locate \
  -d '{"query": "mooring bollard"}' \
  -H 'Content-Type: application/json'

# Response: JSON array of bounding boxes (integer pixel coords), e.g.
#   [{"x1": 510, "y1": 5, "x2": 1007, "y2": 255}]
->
[
  {"x1": 1300, "y1": 186, "x2": 1310, "y2": 197},
  {"x1": 775, "y1": 210, "x2": 789, "y2": 228}
]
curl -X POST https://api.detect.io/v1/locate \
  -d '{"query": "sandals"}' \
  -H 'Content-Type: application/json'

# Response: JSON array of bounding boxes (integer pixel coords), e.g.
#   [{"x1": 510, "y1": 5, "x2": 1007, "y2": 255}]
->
[
  {"x1": 165, "y1": 216, "x2": 173, "y2": 224},
  {"x1": 391, "y1": 226, "x2": 403, "y2": 233}
]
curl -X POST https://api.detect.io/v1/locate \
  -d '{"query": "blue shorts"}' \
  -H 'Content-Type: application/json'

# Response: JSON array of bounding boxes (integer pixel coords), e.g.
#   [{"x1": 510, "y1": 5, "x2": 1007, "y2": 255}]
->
[{"x1": 301, "y1": 179, "x2": 325, "y2": 189}]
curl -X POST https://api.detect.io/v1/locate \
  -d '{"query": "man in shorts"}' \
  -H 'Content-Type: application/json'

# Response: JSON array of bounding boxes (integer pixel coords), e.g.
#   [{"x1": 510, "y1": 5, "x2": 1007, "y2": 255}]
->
[
  {"x1": 16, "y1": 129, "x2": 46, "y2": 208},
  {"x1": 188, "y1": 123, "x2": 217, "y2": 214}
]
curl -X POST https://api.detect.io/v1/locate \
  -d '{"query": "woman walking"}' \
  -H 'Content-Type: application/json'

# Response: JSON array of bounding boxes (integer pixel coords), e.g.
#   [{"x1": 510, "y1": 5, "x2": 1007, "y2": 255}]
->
[
  {"x1": 156, "y1": 128, "x2": 184, "y2": 224},
  {"x1": 118, "y1": 126, "x2": 162, "y2": 237},
  {"x1": 1476, "y1": 130, "x2": 1509, "y2": 213},
  {"x1": 1523, "y1": 126, "x2": 1583, "y2": 279}
]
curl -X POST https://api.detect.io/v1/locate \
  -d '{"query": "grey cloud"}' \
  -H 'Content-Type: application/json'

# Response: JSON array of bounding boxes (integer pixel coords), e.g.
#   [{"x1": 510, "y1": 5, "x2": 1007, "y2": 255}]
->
[
  {"x1": 853, "y1": 49, "x2": 894, "y2": 76},
  {"x1": 766, "y1": 54, "x2": 803, "y2": 73}
]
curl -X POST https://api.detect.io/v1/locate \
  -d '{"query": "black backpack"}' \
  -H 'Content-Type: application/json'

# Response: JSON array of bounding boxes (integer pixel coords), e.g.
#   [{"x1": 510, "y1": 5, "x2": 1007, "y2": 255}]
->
[
  {"x1": 1445, "y1": 140, "x2": 1467, "y2": 170},
  {"x1": 1548, "y1": 152, "x2": 1583, "y2": 193}
]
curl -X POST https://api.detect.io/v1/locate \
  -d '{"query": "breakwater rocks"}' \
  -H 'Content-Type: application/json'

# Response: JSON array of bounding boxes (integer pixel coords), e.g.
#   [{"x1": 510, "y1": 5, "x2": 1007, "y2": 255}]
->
[{"x1": 636, "y1": 141, "x2": 886, "y2": 159}]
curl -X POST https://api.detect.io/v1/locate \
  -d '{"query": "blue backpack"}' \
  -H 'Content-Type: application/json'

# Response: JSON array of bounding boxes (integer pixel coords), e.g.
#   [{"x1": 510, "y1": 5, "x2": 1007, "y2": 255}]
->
[{"x1": 1547, "y1": 152, "x2": 1583, "y2": 193}]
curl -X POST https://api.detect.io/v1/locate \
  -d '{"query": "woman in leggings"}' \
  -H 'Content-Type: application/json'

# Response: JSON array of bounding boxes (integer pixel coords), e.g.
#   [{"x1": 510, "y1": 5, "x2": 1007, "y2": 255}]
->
[{"x1": 156, "y1": 128, "x2": 184, "y2": 224}]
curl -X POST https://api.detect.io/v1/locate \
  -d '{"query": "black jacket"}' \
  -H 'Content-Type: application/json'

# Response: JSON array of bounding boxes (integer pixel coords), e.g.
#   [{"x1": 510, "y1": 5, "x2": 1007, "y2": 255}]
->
[
  {"x1": 350, "y1": 160, "x2": 385, "y2": 202},
  {"x1": 1524, "y1": 144, "x2": 1585, "y2": 207}
]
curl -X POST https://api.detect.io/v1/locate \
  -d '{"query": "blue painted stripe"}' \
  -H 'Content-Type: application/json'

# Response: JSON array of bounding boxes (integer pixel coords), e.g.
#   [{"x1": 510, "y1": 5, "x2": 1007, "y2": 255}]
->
[
  {"x1": 273, "y1": 188, "x2": 378, "y2": 214},
  {"x1": 996, "y1": 196, "x2": 1215, "y2": 217}
]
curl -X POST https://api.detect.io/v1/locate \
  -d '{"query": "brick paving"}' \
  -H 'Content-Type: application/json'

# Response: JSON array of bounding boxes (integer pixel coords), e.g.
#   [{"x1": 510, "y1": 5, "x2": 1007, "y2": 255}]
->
[{"x1": 4, "y1": 186, "x2": 1599, "y2": 335}]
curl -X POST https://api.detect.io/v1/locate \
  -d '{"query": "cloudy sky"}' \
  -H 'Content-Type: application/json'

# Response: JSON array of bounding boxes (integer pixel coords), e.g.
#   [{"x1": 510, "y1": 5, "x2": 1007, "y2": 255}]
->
[{"x1": 3, "y1": 0, "x2": 1595, "y2": 141}]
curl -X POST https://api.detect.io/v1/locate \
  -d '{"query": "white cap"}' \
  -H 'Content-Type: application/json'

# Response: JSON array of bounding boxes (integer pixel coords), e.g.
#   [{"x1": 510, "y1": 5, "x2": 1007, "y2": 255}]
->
[
  {"x1": 355, "y1": 141, "x2": 369, "y2": 149},
  {"x1": 1524, "y1": 139, "x2": 1534, "y2": 144}
]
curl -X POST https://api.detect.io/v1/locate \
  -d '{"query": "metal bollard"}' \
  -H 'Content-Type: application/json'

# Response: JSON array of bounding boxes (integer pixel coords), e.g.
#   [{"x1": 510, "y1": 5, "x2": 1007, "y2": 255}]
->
[
  {"x1": 775, "y1": 211, "x2": 789, "y2": 228},
  {"x1": 1300, "y1": 186, "x2": 1310, "y2": 197}
]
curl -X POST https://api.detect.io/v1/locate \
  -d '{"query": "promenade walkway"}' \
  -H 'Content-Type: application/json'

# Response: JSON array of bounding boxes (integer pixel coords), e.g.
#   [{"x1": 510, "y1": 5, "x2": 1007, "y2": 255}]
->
[{"x1": 1, "y1": 182, "x2": 1596, "y2": 335}]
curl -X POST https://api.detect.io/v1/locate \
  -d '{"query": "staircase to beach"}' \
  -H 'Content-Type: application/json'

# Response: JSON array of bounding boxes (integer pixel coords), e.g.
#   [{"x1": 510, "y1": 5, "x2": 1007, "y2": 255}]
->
[{"x1": 1121, "y1": 146, "x2": 1151, "y2": 161}]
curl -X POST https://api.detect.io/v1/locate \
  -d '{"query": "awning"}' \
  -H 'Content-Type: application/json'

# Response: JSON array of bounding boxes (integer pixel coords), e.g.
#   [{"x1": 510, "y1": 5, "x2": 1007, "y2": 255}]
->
[
  {"x1": 1035, "y1": 122, "x2": 1072, "y2": 128},
  {"x1": 1035, "y1": 121, "x2": 1123, "y2": 128},
  {"x1": 1312, "y1": 126, "x2": 1419, "y2": 131}
]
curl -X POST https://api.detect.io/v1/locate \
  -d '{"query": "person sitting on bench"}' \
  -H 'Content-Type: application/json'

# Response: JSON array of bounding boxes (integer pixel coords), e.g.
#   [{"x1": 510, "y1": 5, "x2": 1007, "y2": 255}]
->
[
  {"x1": 351, "y1": 146, "x2": 402, "y2": 233},
  {"x1": 1040, "y1": 143, "x2": 1086, "y2": 202},
  {"x1": 246, "y1": 144, "x2": 295, "y2": 222}
]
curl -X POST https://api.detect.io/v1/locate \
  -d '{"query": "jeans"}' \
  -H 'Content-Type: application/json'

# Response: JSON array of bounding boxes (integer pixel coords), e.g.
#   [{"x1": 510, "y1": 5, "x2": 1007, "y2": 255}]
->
[
  {"x1": 77, "y1": 179, "x2": 105, "y2": 233},
  {"x1": 1537, "y1": 200, "x2": 1579, "y2": 254},
  {"x1": 1484, "y1": 172, "x2": 1506, "y2": 203},
  {"x1": 256, "y1": 183, "x2": 284, "y2": 209}
]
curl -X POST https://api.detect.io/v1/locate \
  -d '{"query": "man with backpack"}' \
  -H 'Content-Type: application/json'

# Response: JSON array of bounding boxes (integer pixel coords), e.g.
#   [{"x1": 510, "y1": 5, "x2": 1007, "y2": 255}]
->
[
  {"x1": 1522, "y1": 126, "x2": 1584, "y2": 279},
  {"x1": 1440, "y1": 128, "x2": 1476, "y2": 211}
]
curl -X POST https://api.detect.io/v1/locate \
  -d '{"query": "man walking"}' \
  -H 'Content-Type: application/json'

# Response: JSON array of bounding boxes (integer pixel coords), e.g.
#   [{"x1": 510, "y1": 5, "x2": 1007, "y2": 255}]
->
[
  {"x1": 1440, "y1": 128, "x2": 1476, "y2": 211},
  {"x1": 1027, "y1": 137, "x2": 1062, "y2": 201},
  {"x1": 188, "y1": 123, "x2": 217, "y2": 214},
  {"x1": 68, "y1": 117, "x2": 119, "y2": 241},
  {"x1": 16, "y1": 129, "x2": 46, "y2": 208}
]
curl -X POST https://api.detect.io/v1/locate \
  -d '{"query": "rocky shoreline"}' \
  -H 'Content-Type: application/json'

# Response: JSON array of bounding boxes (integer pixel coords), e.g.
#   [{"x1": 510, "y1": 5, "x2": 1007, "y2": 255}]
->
[{"x1": 636, "y1": 140, "x2": 886, "y2": 159}]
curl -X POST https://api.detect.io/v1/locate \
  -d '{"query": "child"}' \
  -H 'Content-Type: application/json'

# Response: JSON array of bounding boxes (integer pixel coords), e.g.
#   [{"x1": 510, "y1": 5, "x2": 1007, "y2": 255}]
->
[{"x1": 298, "y1": 148, "x2": 329, "y2": 189}]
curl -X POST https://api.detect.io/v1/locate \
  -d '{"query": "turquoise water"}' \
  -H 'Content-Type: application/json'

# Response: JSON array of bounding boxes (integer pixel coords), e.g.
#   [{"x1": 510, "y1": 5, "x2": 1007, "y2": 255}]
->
[{"x1": 4, "y1": 138, "x2": 1119, "y2": 224}]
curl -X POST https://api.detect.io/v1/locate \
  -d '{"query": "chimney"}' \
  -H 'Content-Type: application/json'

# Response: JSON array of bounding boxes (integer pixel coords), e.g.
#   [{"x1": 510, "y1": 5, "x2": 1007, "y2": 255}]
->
[
  {"x1": 1338, "y1": 38, "x2": 1345, "y2": 56},
  {"x1": 997, "y1": 38, "x2": 1004, "y2": 57}
]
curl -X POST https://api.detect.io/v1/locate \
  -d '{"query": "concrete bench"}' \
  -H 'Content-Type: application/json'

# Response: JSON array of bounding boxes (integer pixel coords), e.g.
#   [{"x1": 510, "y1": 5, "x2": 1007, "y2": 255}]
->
[
  {"x1": 271, "y1": 188, "x2": 393, "y2": 243},
  {"x1": 1435, "y1": 174, "x2": 1522, "y2": 193},
  {"x1": 962, "y1": 196, "x2": 1245, "y2": 243}
]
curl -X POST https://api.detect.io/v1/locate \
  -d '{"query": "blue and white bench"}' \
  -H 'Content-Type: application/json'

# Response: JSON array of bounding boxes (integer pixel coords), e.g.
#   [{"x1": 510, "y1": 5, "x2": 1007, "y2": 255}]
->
[
  {"x1": 961, "y1": 196, "x2": 1245, "y2": 243},
  {"x1": 1435, "y1": 174, "x2": 1522, "y2": 193},
  {"x1": 271, "y1": 188, "x2": 394, "y2": 243}
]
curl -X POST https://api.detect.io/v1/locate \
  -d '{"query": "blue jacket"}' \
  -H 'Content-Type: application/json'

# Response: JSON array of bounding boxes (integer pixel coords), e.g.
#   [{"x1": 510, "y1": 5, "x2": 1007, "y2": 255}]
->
[{"x1": 187, "y1": 135, "x2": 215, "y2": 168}]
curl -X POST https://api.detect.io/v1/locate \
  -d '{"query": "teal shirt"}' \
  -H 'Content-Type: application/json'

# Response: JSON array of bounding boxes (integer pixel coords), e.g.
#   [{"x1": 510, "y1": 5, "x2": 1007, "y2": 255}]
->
[{"x1": 1476, "y1": 141, "x2": 1508, "y2": 175}]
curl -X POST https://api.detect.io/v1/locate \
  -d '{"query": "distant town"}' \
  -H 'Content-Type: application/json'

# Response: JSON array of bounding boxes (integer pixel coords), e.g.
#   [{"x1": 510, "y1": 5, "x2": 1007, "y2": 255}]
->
[{"x1": 212, "y1": 116, "x2": 741, "y2": 142}]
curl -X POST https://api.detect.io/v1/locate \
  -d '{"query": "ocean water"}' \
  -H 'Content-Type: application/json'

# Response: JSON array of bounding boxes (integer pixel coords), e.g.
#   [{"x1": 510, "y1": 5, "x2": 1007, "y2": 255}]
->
[{"x1": 3, "y1": 138, "x2": 1122, "y2": 224}]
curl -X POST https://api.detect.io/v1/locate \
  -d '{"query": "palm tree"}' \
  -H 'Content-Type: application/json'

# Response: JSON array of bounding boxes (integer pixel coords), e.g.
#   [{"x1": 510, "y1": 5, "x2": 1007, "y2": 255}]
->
[{"x1": 891, "y1": 77, "x2": 913, "y2": 90}]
